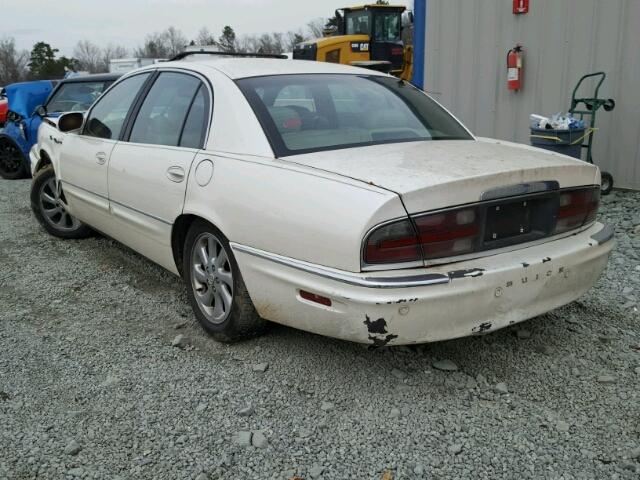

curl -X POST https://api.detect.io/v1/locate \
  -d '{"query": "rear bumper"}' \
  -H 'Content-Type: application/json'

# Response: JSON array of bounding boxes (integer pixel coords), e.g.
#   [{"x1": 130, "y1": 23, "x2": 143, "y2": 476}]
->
[{"x1": 232, "y1": 222, "x2": 614, "y2": 346}]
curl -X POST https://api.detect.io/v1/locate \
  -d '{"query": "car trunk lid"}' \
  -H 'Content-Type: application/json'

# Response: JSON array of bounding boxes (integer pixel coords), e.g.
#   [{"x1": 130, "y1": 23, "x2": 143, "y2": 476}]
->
[{"x1": 282, "y1": 138, "x2": 598, "y2": 214}]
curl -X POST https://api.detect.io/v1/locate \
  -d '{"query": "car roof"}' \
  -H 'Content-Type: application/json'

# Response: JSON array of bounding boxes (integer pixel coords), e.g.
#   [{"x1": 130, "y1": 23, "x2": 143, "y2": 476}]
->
[
  {"x1": 153, "y1": 57, "x2": 389, "y2": 80},
  {"x1": 59, "y1": 73, "x2": 122, "y2": 84}
]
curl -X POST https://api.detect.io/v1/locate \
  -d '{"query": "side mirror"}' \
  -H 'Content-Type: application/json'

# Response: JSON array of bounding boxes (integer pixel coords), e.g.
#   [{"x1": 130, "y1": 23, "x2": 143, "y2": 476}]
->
[
  {"x1": 35, "y1": 105, "x2": 47, "y2": 117},
  {"x1": 58, "y1": 112, "x2": 84, "y2": 133}
]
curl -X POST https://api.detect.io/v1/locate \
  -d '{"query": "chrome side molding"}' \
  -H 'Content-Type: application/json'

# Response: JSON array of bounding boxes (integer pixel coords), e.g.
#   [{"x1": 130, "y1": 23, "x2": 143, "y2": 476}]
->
[{"x1": 230, "y1": 243, "x2": 450, "y2": 289}]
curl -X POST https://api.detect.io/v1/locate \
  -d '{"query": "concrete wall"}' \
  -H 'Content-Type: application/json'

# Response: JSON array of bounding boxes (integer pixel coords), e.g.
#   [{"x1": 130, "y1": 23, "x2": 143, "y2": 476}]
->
[{"x1": 419, "y1": 0, "x2": 640, "y2": 190}]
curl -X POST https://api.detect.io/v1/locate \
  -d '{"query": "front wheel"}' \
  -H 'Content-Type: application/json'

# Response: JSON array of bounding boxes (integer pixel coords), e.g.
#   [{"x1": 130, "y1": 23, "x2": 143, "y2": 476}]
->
[
  {"x1": 30, "y1": 165, "x2": 92, "y2": 239},
  {"x1": 183, "y1": 220, "x2": 266, "y2": 342},
  {"x1": 600, "y1": 171, "x2": 614, "y2": 196},
  {"x1": 0, "y1": 137, "x2": 28, "y2": 179}
]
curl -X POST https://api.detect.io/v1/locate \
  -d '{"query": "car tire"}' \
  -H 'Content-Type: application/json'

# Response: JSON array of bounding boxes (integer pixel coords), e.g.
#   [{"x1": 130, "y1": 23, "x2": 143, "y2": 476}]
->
[
  {"x1": 600, "y1": 171, "x2": 614, "y2": 196},
  {"x1": 183, "y1": 220, "x2": 266, "y2": 342},
  {"x1": 30, "y1": 165, "x2": 92, "y2": 239},
  {"x1": 0, "y1": 137, "x2": 28, "y2": 179}
]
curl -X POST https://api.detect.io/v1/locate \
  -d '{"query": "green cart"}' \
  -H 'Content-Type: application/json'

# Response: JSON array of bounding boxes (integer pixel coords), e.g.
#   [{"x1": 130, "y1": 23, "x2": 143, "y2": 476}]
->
[{"x1": 568, "y1": 72, "x2": 616, "y2": 194}]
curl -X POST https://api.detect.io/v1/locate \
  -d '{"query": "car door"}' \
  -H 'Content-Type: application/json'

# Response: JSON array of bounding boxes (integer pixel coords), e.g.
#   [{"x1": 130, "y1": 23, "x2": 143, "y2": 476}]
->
[
  {"x1": 43, "y1": 79, "x2": 116, "y2": 164},
  {"x1": 59, "y1": 73, "x2": 151, "y2": 227},
  {"x1": 106, "y1": 71, "x2": 210, "y2": 269}
]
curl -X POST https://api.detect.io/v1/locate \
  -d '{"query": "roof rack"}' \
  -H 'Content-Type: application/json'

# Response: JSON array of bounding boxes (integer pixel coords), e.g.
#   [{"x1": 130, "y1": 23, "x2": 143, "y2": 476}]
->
[{"x1": 170, "y1": 50, "x2": 288, "y2": 61}]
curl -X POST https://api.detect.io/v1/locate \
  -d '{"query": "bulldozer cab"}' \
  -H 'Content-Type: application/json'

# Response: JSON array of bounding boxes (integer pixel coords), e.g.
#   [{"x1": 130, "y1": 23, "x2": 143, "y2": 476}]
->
[
  {"x1": 292, "y1": 4, "x2": 412, "y2": 80},
  {"x1": 338, "y1": 5, "x2": 406, "y2": 71}
]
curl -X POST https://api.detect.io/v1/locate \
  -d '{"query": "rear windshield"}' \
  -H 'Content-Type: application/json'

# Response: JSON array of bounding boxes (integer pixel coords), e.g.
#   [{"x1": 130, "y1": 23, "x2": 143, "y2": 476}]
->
[
  {"x1": 46, "y1": 81, "x2": 112, "y2": 114},
  {"x1": 236, "y1": 74, "x2": 472, "y2": 157}
]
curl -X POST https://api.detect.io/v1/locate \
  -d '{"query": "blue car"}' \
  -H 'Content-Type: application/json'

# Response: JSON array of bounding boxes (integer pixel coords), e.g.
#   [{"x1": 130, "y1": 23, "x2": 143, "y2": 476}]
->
[
  {"x1": 0, "y1": 74, "x2": 120, "y2": 179},
  {"x1": 0, "y1": 80, "x2": 54, "y2": 179}
]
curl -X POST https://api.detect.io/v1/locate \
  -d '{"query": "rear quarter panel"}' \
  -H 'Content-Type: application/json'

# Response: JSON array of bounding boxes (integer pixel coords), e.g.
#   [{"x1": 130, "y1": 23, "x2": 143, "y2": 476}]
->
[{"x1": 182, "y1": 152, "x2": 406, "y2": 272}]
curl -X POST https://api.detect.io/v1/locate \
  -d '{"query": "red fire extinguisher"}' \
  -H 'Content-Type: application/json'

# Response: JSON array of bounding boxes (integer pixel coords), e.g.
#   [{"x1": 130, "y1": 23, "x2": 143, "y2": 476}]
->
[{"x1": 507, "y1": 44, "x2": 524, "y2": 91}]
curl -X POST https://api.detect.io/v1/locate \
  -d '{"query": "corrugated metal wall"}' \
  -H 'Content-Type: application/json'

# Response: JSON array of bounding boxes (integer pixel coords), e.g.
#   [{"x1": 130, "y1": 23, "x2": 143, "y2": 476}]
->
[{"x1": 421, "y1": 0, "x2": 640, "y2": 190}]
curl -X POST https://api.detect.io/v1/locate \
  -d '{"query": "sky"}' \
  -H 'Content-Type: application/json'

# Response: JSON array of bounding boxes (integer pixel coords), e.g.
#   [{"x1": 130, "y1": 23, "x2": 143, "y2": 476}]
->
[{"x1": 3, "y1": 0, "x2": 412, "y2": 57}]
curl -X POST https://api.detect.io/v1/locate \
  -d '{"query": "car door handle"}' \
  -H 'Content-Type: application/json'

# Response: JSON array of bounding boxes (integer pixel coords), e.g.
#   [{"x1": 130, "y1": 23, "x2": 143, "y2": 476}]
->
[
  {"x1": 166, "y1": 166, "x2": 185, "y2": 183},
  {"x1": 95, "y1": 152, "x2": 107, "y2": 165}
]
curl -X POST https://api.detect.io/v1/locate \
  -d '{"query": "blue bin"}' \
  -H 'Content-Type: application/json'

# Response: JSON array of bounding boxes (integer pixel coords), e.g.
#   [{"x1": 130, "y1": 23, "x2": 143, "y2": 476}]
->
[{"x1": 530, "y1": 127, "x2": 585, "y2": 159}]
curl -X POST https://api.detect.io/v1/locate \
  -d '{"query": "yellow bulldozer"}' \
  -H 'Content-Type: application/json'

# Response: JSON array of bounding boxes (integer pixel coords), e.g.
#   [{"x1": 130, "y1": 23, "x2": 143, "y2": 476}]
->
[{"x1": 293, "y1": 4, "x2": 413, "y2": 81}]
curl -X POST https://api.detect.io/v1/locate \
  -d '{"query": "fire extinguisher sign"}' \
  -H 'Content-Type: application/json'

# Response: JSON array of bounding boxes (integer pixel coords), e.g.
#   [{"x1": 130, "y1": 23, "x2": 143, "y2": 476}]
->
[{"x1": 513, "y1": 0, "x2": 529, "y2": 14}]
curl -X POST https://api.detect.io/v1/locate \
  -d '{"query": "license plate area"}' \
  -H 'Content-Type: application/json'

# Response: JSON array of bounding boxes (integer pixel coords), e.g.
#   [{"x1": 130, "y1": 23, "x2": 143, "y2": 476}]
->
[
  {"x1": 482, "y1": 194, "x2": 558, "y2": 249},
  {"x1": 485, "y1": 201, "x2": 531, "y2": 241}
]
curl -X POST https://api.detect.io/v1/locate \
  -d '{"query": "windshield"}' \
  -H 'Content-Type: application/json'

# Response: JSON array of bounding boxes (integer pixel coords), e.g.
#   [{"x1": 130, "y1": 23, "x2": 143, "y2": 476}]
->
[
  {"x1": 46, "y1": 81, "x2": 111, "y2": 114},
  {"x1": 374, "y1": 12, "x2": 401, "y2": 42},
  {"x1": 237, "y1": 74, "x2": 472, "y2": 157}
]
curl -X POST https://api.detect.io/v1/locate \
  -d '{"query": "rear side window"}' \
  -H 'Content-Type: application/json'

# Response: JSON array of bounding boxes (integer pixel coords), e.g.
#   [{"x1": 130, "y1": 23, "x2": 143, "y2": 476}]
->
[
  {"x1": 179, "y1": 86, "x2": 208, "y2": 149},
  {"x1": 85, "y1": 73, "x2": 150, "y2": 140},
  {"x1": 46, "y1": 81, "x2": 110, "y2": 113},
  {"x1": 237, "y1": 74, "x2": 472, "y2": 157},
  {"x1": 129, "y1": 72, "x2": 202, "y2": 147}
]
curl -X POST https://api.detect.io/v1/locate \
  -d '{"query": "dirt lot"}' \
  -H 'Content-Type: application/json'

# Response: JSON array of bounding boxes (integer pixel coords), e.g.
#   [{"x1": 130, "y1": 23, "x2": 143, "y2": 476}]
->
[{"x1": 1, "y1": 178, "x2": 639, "y2": 480}]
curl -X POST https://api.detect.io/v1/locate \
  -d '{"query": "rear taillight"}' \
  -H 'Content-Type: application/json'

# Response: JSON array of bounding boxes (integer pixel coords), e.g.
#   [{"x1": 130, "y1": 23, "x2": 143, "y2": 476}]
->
[
  {"x1": 413, "y1": 207, "x2": 481, "y2": 259},
  {"x1": 363, "y1": 208, "x2": 481, "y2": 265},
  {"x1": 363, "y1": 186, "x2": 600, "y2": 267},
  {"x1": 363, "y1": 219, "x2": 421, "y2": 264},
  {"x1": 555, "y1": 187, "x2": 600, "y2": 234}
]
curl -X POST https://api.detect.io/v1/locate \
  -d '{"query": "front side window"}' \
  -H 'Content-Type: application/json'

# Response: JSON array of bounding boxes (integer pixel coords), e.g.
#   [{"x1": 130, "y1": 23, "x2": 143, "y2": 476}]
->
[
  {"x1": 129, "y1": 72, "x2": 201, "y2": 147},
  {"x1": 46, "y1": 81, "x2": 111, "y2": 114},
  {"x1": 237, "y1": 74, "x2": 472, "y2": 157},
  {"x1": 84, "y1": 73, "x2": 150, "y2": 140},
  {"x1": 345, "y1": 11, "x2": 370, "y2": 35}
]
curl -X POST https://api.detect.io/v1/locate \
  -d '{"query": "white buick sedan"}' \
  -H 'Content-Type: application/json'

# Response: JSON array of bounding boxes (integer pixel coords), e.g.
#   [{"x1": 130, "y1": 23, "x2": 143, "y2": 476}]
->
[{"x1": 29, "y1": 54, "x2": 614, "y2": 346}]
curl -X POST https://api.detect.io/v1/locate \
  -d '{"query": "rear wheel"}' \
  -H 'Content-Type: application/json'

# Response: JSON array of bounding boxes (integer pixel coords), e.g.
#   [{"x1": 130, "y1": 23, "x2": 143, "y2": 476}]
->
[
  {"x1": 600, "y1": 171, "x2": 614, "y2": 196},
  {"x1": 30, "y1": 165, "x2": 92, "y2": 239},
  {"x1": 0, "y1": 137, "x2": 27, "y2": 179},
  {"x1": 183, "y1": 220, "x2": 266, "y2": 342}
]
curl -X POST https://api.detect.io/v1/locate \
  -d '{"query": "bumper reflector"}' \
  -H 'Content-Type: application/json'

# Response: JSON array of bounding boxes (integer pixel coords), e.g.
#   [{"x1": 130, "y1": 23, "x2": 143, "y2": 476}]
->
[{"x1": 299, "y1": 290, "x2": 332, "y2": 307}]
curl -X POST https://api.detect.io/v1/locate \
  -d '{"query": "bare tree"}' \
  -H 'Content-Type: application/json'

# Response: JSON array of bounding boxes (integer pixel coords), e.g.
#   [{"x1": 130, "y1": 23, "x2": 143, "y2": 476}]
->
[
  {"x1": 236, "y1": 34, "x2": 259, "y2": 54},
  {"x1": 135, "y1": 27, "x2": 186, "y2": 59},
  {"x1": 235, "y1": 33, "x2": 285, "y2": 55},
  {"x1": 164, "y1": 26, "x2": 187, "y2": 57},
  {"x1": 0, "y1": 37, "x2": 29, "y2": 85},
  {"x1": 100, "y1": 44, "x2": 128, "y2": 72},
  {"x1": 135, "y1": 31, "x2": 168, "y2": 58},
  {"x1": 196, "y1": 27, "x2": 217, "y2": 47},
  {"x1": 256, "y1": 33, "x2": 284, "y2": 54},
  {"x1": 306, "y1": 18, "x2": 326, "y2": 39},
  {"x1": 73, "y1": 40, "x2": 102, "y2": 73}
]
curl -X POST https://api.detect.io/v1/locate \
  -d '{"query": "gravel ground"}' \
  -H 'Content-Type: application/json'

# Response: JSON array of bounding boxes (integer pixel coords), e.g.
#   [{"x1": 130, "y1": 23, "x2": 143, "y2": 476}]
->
[{"x1": 0, "y1": 178, "x2": 639, "y2": 480}]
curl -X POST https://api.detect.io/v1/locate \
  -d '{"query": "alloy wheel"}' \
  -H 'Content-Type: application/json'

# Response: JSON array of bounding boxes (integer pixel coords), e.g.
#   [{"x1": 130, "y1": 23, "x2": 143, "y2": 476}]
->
[
  {"x1": 191, "y1": 232, "x2": 234, "y2": 324},
  {"x1": 38, "y1": 177, "x2": 80, "y2": 231}
]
